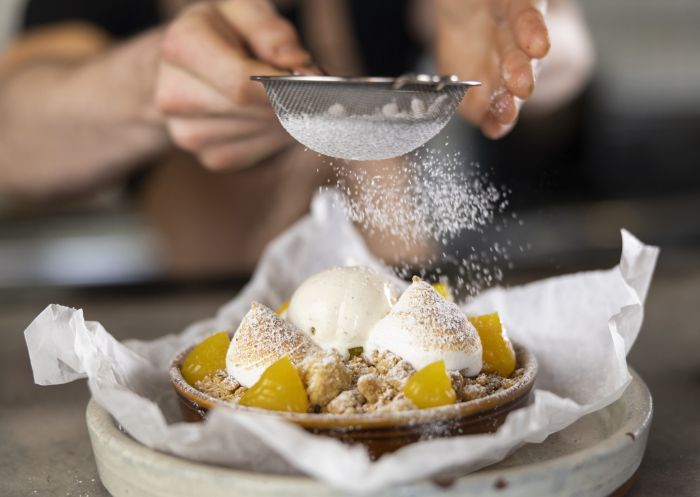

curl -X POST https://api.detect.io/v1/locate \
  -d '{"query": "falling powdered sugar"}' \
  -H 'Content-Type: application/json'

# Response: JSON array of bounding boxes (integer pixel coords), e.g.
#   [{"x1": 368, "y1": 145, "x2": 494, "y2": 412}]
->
[
  {"x1": 323, "y1": 146, "x2": 514, "y2": 296},
  {"x1": 329, "y1": 147, "x2": 506, "y2": 247}
]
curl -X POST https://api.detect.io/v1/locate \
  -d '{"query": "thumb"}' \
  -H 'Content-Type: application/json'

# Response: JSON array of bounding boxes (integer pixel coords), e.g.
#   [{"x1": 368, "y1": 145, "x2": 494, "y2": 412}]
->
[{"x1": 216, "y1": 0, "x2": 311, "y2": 70}]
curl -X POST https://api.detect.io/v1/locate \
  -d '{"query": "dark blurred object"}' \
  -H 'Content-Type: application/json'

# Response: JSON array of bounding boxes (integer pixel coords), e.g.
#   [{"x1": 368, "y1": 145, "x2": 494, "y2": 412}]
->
[
  {"x1": 348, "y1": 0, "x2": 421, "y2": 76},
  {"x1": 478, "y1": 83, "x2": 700, "y2": 208},
  {"x1": 23, "y1": 0, "x2": 161, "y2": 39}
]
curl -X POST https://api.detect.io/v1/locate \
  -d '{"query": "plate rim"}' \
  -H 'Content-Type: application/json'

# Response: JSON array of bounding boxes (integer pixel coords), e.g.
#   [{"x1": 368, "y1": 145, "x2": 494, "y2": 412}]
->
[{"x1": 86, "y1": 369, "x2": 652, "y2": 491}]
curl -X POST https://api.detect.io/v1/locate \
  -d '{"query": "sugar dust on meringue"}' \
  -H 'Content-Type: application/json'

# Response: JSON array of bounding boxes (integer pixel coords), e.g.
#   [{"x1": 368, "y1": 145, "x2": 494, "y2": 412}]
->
[
  {"x1": 226, "y1": 302, "x2": 318, "y2": 387},
  {"x1": 366, "y1": 277, "x2": 483, "y2": 375}
]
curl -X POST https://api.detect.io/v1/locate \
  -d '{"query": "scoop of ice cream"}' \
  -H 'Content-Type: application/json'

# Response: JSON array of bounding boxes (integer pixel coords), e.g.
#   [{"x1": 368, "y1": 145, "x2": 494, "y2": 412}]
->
[
  {"x1": 226, "y1": 302, "x2": 318, "y2": 387},
  {"x1": 366, "y1": 277, "x2": 482, "y2": 375},
  {"x1": 287, "y1": 266, "x2": 397, "y2": 355}
]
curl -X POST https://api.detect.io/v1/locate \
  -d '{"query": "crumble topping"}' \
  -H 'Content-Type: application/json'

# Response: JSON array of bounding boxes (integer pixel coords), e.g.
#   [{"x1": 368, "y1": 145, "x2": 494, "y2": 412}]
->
[
  {"x1": 326, "y1": 390, "x2": 365, "y2": 415},
  {"x1": 298, "y1": 350, "x2": 352, "y2": 406},
  {"x1": 195, "y1": 371, "x2": 245, "y2": 402},
  {"x1": 195, "y1": 350, "x2": 524, "y2": 414}
]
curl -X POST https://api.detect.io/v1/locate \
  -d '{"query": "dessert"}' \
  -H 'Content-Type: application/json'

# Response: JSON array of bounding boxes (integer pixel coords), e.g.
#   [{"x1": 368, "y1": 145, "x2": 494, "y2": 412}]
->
[
  {"x1": 366, "y1": 277, "x2": 482, "y2": 375},
  {"x1": 286, "y1": 266, "x2": 397, "y2": 354},
  {"x1": 180, "y1": 331, "x2": 230, "y2": 385},
  {"x1": 238, "y1": 357, "x2": 309, "y2": 413},
  {"x1": 403, "y1": 360, "x2": 457, "y2": 409},
  {"x1": 469, "y1": 313, "x2": 516, "y2": 376},
  {"x1": 174, "y1": 266, "x2": 529, "y2": 416},
  {"x1": 226, "y1": 303, "x2": 317, "y2": 387}
]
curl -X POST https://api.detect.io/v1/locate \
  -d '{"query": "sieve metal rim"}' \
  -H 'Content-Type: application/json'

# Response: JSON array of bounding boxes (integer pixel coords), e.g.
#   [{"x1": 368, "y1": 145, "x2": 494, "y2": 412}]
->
[{"x1": 250, "y1": 75, "x2": 481, "y2": 89}]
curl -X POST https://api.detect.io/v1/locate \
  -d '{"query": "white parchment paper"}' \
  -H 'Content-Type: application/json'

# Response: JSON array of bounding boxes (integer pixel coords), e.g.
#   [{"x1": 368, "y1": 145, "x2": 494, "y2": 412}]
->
[{"x1": 24, "y1": 191, "x2": 658, "y2": 493}]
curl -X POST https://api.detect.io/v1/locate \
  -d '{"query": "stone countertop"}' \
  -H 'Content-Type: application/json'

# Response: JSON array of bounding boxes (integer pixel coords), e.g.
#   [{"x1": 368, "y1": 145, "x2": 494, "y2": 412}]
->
[{"x1": 1, "y1": 253, "x2": 699, "y2": 497}]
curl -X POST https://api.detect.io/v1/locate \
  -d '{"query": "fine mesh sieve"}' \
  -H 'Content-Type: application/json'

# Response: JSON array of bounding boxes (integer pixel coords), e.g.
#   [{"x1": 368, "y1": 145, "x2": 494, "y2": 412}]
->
[{"x1": 251, "y1": 74, "x2": 480, "y2": 161}]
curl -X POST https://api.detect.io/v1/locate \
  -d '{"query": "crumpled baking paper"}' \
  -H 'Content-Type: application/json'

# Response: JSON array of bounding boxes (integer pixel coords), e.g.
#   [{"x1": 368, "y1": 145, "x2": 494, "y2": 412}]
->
[{"x1": 24, "y1": 191, "x2": 658, "y2": 494}]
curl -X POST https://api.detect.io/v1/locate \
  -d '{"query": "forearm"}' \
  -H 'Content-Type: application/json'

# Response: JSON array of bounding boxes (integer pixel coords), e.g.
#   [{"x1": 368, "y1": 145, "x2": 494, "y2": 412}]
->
[{"x1": 0, "y1": 29, "x2": 168, "y2": 198}]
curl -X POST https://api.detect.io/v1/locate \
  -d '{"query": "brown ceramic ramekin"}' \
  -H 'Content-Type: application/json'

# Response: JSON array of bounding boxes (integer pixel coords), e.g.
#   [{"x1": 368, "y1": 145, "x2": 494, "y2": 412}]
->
[{"x1": 169, "y1": 343, "x2": 537, "y2": 459}]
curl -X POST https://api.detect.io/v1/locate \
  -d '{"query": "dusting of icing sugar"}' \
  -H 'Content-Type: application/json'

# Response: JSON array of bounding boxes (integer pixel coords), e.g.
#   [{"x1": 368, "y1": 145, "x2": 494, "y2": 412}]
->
[
  {"x1": 227, "y1": 302, "x2": 318, "y2": 386},
  {"x1": 329, "y1": 147, "x2": 505, "y2": 247},
  {"x1": 367, "y1": 278, "x2": 482, "y2": 373},
  {"x1": 324, "y1": 146, "x2": 514, "y2": 296},
  {"x1": 394, "y1": 278, "x2": 477, "y2": 350},
  {"x1": 489, "y1": 86, "x2": 511, "y2": 115}
]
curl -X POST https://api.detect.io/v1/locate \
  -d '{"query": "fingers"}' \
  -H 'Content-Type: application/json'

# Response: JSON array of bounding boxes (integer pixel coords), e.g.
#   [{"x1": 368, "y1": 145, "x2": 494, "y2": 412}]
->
[
  {"x1": 482, "y1": 90, "x2": 524, "y2": 138},
  {"x1": 482, "y1": 1, "x2": 539, "y2": 135},
  {"x1": 155, "y1": 62, "x2": 275, "y2": 118},
  {"x1": 489, "y1": 85, "x2": 518, "y2": 125},
  {"x1": 156, "y1": 0, "x2": 306, "y2": 171},
  {"x1": 216, "y1": 0, "x2": 311, "y2": 69},
  {"x1": 478, "y1": 84, "x2": 519, "y2": 139},
  {"x1": 166, "y1": 115, "x2": 276, "y2": 151},
  {"x1": 502, "y1": 49, "x2": 534, "y2": 99},
  {"x1": 437, "y1": 0, "x2": 549, "y2": 139},
  {"x1": 156, "y1": 62, "x2": 236, "y2": 115},
  {"x1": 166, "y1": 112, "x2": 293, "y2": 171},
  {"x1": 460, "y1": 85, "x2": 491, "y2": 124},
  {"x1": 161, "y1": 4, "x2": 281, "y2": 107},
  {"x1": 481, "y1": 115, "x2": 515, "y2": 139},
  {"x1": 198, "y1": 126, "x2": 293, "y2": 171},
  {"x1": 508, "y1": 0, "x2": 550, "y2": 59},
  {"x1": 497, "y1": 21, "x2": 535, "y2": 100}
]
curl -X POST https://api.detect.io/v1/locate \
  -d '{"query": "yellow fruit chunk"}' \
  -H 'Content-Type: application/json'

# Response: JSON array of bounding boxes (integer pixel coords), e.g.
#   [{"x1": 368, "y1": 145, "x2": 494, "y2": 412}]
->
[
  {"x1": 276, "y1": 301, "x2": 289, "y2": 315},
  {"x1": 239, "y1": 356, "x2": 309, "y2": 413},
  {"x1": 181, "y1": 331, "x2": 230, "y2": 386},
  {"x1": 468, "y1": 313, "x2": 516, "y2": 377},
  {"x1": 431, "y1": 282, "x2": 452, "y2": 301},
  {"x1": 403, "y1": 360, "x2": 457, "y2": 409}
]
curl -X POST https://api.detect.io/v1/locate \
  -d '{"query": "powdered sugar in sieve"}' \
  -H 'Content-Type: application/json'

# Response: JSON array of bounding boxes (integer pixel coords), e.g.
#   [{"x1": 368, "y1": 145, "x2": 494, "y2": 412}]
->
[{"x1": 252, "y1": 75, "x2": 480, "y2": 161}]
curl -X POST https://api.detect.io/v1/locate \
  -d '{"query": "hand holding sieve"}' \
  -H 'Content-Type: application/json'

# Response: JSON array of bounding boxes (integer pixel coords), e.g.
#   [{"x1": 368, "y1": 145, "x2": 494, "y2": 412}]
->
[{"x1": 251, "y1": 74, "x2": 480, "y2": 161}]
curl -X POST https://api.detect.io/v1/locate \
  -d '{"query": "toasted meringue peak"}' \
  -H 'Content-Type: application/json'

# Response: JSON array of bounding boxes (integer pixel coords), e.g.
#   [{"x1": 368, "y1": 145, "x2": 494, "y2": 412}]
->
[
  {"x1": 226, "y1": 302, "x2": 318, "y2": 387},
  {"x1": 367, "y1": 278, "x2": 482, "y2": 375},
  {"x1": 287, "y1": 266, "x2": 397, "y2": 355}
]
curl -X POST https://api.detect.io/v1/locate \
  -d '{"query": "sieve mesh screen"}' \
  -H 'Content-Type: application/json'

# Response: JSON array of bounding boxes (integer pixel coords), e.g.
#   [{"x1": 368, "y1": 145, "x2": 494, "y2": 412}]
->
[{"x1": 254, "y1": 76, "x2": 478, "y2": 161}]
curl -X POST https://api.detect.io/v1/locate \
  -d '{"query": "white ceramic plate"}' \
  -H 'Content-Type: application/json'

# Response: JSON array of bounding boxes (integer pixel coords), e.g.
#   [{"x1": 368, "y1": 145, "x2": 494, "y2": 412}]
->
[{"x1": 86, "y1": 370, "x2": 652, "y2": 497}]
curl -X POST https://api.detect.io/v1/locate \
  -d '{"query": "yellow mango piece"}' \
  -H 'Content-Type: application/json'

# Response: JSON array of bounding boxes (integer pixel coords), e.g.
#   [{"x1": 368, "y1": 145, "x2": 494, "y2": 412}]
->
[
  {"x1": 239, "y1": 356, "x2": 309, "y2": 413},
  {"x1": 468, "y1": 313, "x2": 516, "y2": 377},
  {"x1": 181, "y1": 331, "x2": 230, "y2": 386},
  {"x1": 276, "y1": 301, "x2": 289, "y2": 315},
  {"x1": 431, "y1": 282, "x2": 452, "y2": 301},
  {"x1": 403, "y1": 360, "x2": 457, "y2": 409}
]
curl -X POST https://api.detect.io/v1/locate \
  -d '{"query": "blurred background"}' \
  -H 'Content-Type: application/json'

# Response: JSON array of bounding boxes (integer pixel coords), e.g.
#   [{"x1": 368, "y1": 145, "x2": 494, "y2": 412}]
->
[
  {"x1": 1, "y1": 2, "x2": 698, "y2": 496},
  {"x1": 474, "y1": 0, "x2": 700, "y2": 275},
  {"x1": 0, "y1": 0, "x2": 698, "y2": 288}
]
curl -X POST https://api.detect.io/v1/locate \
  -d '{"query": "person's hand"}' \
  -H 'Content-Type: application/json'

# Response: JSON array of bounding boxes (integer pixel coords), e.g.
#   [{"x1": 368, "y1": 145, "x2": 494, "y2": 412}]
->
[
  {"x1": 155, "y1": 0, "x2": 311, "y2": 170},
  {"x1": 434, "y1": 0, "x2": 551, "y2": 138}
]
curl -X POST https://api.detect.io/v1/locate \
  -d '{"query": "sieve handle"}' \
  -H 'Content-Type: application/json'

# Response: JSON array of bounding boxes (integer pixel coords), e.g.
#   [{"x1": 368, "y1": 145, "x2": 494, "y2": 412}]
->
[
  {"x1": 393, "y1": 74, "x2": 461, "y2": 91},
  {"x1": 286, "y1": 61, "x2": 328, "y2": 77}
]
